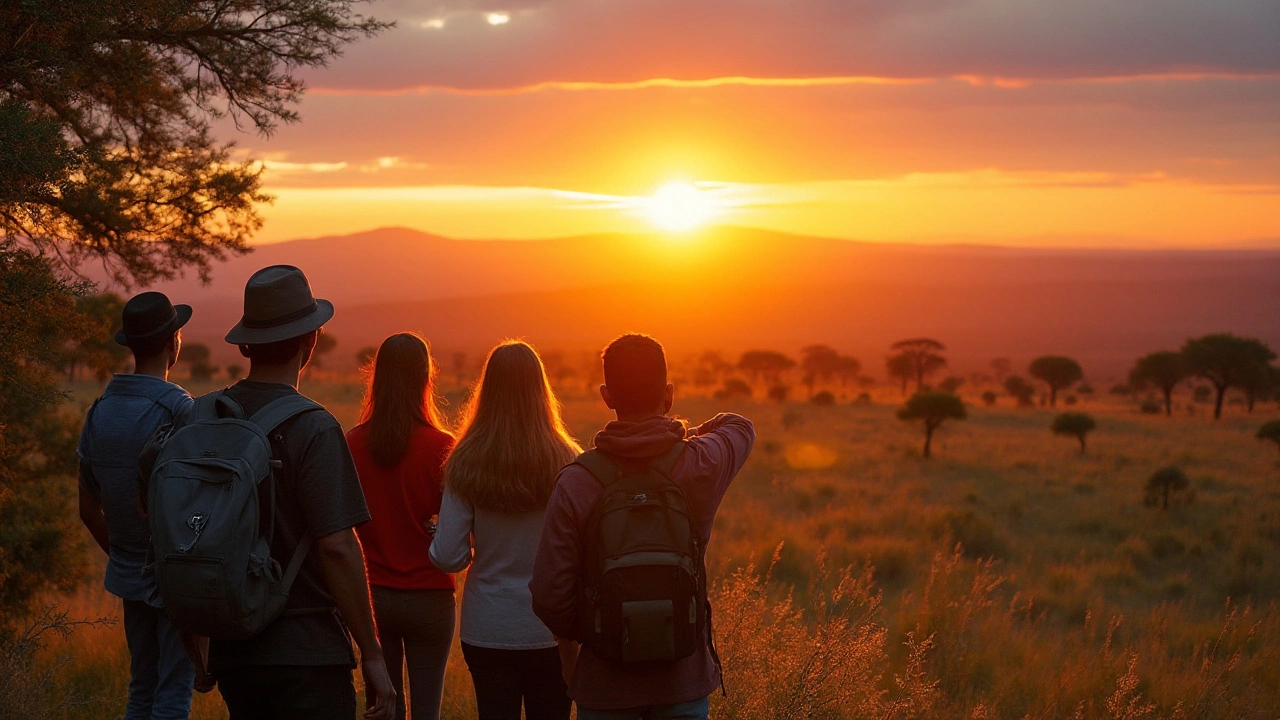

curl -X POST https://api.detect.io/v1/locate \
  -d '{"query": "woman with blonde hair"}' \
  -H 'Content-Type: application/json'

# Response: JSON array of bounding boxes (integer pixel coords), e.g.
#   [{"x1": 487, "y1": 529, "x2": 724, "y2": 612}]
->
[
  {"x1": 430, "y1": 341, "x2": 580, "y2": 720},
  {"x1": 346, "y1": 333, "x2": 456, "y2": 720}
]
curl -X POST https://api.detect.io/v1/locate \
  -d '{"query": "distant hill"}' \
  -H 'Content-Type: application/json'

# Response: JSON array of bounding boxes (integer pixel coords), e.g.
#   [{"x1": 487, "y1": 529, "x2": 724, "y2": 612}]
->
[{"x1": 122, "y1": 226, "x2": 1280, "y2": 377}]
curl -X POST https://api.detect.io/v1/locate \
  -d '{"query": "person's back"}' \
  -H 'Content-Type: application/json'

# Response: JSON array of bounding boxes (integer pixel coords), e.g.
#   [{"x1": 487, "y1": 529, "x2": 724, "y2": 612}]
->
[
  {"x1": 207, "y1": 265, "x2": 395, "y2": 720},
  {"x1": 347, "y1": 333, "x2": 457, "y2": 720},
  {"x1": 77, "y1": 291, "x2": 198, "y2": 720},
  {"x1": 530, "y1": 334, "x2": 756, "y2": 719},
  {"x1": 430, "y1": 341, "x2": 580, "y2": 720}
]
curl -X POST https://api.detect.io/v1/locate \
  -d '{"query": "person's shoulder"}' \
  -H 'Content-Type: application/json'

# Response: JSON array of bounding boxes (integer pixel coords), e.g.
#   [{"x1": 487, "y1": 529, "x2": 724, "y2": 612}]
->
[{"x1": 415, "y1": 423, "x2": 455, "y2": 450}]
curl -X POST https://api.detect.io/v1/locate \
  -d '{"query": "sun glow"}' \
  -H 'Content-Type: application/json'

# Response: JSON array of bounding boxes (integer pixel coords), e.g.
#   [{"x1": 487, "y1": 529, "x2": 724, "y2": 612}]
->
[{"x1": 645, "y1": 182, "x2": 717, "y2": 232}]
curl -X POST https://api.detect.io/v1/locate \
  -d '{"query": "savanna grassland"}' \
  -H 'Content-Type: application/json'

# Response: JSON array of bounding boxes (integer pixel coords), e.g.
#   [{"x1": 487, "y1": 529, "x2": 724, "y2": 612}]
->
[{"x1": 31, "y1": 375, "x2": 1280, "y2": 720}]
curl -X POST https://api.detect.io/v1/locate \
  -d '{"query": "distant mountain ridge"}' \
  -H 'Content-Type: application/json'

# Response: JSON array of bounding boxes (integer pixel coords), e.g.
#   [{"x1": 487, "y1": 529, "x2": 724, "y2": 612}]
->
[{"x1": 119, "y1": 226, "x2": 1280, "y2": 376}]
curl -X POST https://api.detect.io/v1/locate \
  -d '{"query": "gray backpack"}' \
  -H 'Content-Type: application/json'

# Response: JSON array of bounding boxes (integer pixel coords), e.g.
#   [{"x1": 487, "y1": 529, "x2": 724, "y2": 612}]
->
[{"x1": 146, "y1": 390, "x2": 321, "y2": 640}]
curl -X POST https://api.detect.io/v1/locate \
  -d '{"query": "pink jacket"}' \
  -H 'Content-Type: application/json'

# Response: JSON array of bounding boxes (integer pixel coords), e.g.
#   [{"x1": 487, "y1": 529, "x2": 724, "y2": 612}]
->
[{"x1": 530, "y1": 413, "x2": 756, "y2": 710}]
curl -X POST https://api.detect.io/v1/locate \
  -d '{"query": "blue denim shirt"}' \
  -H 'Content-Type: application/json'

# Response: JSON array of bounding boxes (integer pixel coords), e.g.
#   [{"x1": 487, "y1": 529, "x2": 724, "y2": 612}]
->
[{"x1": 77, "y1": 373, "x2": 194, "y2": 603}]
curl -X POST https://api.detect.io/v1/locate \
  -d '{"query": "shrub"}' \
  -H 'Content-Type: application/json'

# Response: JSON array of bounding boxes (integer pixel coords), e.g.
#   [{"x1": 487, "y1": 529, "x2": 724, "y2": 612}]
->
[
  {"x1": 810, "y1": 391, "x2": 835, "y2": 406},
  {"x1": 1109, "y1": 384, "x2": 1134, "y2": 396},
  {"x1": 980, "y1": 390, "x2": 997, "y2": 407},
  {"x1": 782, "y1": 410, "x2": 805, "y2": 431},
  {"x1": 1144, "y1": 466, "x2": 1190, "y2": 510},
  {"x1": 715, "y1": 378, "x2": 753, "y2": 400},
  {"x1": 767, "y1": 383, "x2": 790, "y2": 403},
  {"x1": 1139, "y1": 399, "x2": 1163, "y2": 415},
  {"x1": 1257, "y1": 420, "x2": 1280, "y2": 458},
  {"x1": 853, "y1": 392, "x2": 872, "y2": 406},
  {"x1": 1051, "y1": 412, "x2": 1097, "y2": 454}
]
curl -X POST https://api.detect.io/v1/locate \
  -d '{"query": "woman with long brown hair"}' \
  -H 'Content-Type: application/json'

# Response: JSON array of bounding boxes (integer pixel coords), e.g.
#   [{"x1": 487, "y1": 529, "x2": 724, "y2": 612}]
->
[
  {"x1": 430, "y1": 341, "x2": 581, "y2": 720},
  {"x1": 346, "y1": 333, "x2": 455, "y2": 720}
]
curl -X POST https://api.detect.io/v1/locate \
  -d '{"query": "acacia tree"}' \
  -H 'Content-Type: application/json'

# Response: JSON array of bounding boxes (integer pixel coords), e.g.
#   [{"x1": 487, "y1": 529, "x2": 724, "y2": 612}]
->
[
  {"x1": 737, "y1": 350, "x2": 796, "y2": 386},
  {"x1": 800, "y1": 344, "x2": 840, "y2": 397},
  {"x1": 1051, "y1": 412, "x2": 1097, "y2": 455},
  {"x1": 1239, "y1": 363, "x2": 1280, "y2": 414},
  {"x1": 888, "y1": 338, "x2": 947, "y2": 392},
  {"x1": 1028, "y1": 356, "x2": 1083, "y2": 407},
  {"x1": 1144, "y1": 467, "x2": 1189, "y2": 511},
  {"x1": 1, "y1": 0, "x2": 387, "y2": 286},
  {"x1": 896, "y1": 391, "x2": 966, "y2": 459},
  {"x1": 1257, "y1": 421, "x2": 1280, "y2": 459},
  {"x1": 1181, "y1": 334, "x2": 1277, "y2": 420},
  {"x1": 1004, "y1": 375, "x2": 1036, "y2": 407},
  {"x1": 885, "y1": 353, "x2": 915, "y2": 396},
  {"x1": 1129, "y1": 351, "x2": 1187, "y2": 417}
]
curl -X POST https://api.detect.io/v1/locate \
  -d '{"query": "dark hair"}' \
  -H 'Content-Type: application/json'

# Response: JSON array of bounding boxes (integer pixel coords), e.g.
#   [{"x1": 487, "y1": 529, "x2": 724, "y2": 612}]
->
[
  {"x1": 239, "y1": 334, "x2": 307, "y2": 364},
  {"x1": 602, "y1": 334, "x2": 667, "y2": 414},
  {"x1": 358, "y1": 333, "x2": 452, "y2": 468},
  {"x1": 130, "y1": 333, "x2": 174, "y2": 364}
]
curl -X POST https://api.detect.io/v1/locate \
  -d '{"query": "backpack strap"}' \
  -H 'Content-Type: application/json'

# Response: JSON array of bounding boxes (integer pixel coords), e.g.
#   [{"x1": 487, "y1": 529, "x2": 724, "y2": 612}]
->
[
  {"x1": 192, "y1": 390, "x2": 235, "y2": 421},
  {"x1": 575, "y1": 449, "x2": 622, "y2": 487},
  {"x1": 247, "y1": 394, "x2": 324, "y2": 435},
  {"x1": 649, "y1": 440, "x2": 687, "y2": 478}
]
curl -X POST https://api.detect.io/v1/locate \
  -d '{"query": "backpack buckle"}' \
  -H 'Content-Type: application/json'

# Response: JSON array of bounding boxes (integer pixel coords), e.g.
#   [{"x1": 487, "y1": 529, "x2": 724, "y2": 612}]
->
[{"x1": 630, "y1": 493, "x2": 648, "y2": 504}]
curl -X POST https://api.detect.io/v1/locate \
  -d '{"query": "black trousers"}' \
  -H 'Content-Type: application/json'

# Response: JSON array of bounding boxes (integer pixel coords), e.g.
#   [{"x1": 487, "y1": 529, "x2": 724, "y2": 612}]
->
[
  {"x1": 218, "y1": 664, "x2": 356, "y2": 720},
  {"x1": 372, "y1": 586, "x2": 456, "y2": 720},
  {"x1": 460, "y1": 642, "x2": 572, "y2": 720}
]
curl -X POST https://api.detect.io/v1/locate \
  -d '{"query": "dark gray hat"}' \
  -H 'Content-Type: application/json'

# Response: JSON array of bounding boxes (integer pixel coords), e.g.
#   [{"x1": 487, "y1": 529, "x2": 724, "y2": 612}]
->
[
  {"x1": 224, "y1": 265, "x2": 334, "y2": 345},
  {"x1": 114, "y1": 292, "x2": 192, "y2": 347}
]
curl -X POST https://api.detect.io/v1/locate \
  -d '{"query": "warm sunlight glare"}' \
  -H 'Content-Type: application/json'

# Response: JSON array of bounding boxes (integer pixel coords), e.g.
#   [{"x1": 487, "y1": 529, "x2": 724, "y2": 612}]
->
[
  {"x1": 645, "y1": 182, "x2": 716, "y2": 233},
  {"x1": 486, "y1": 12, "x2": 510, "y2": 25}
]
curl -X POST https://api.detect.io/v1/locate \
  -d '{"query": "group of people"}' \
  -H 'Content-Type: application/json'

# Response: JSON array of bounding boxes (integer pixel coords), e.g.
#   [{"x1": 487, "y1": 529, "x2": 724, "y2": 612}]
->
[{"x1": 77, "y1": 265, "x2": 756, "y2": 720}]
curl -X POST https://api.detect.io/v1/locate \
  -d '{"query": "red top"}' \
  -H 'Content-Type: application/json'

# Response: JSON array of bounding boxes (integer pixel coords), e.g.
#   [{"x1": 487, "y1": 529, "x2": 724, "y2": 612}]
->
[{"x1": 347, "y1": 422, "x2": 456, "y2": 591}]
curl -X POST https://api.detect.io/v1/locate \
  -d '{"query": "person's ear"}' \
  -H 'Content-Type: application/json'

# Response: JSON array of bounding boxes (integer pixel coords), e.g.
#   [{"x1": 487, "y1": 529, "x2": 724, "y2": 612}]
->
[
  {"x1": 297, "y1": 329, "x2": 319, "y2": 370},
  {"x1": 168, "y1": 331, "x2": 182, "y2": 369},
  {"x1": 239, "y1": 344, "x2": 251, "y2": 359},
  {"x1": 663, "y1": 382, "x2": 675, "y2": 414},
  {"x1": 600, "y1": 384, "x2": 616, "y2": 410}
]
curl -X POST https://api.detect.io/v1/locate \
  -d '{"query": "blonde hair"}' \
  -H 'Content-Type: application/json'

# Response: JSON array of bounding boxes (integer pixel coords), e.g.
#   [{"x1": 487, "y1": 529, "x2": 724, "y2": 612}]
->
[{"x1": 445, "y1": 341, "x2": 581, "y2": 513}]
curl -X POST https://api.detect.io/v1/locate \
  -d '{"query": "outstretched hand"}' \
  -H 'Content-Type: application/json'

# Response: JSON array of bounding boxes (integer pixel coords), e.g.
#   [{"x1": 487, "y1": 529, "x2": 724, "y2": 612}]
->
[{"x1": 361, "y1": 655, "x2": 397, "y2": 720}]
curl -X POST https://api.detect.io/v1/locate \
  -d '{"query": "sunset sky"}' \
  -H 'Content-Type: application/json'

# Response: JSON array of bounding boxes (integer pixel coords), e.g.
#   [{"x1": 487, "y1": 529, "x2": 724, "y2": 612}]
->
[{"x1": 228, "y1": 0, "x2": 1280, "y2": 247}]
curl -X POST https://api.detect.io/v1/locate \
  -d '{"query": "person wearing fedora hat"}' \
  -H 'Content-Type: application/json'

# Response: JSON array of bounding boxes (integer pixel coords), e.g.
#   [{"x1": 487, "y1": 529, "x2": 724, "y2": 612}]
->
[
  {"x1": 78, "y1": 291, "x2": 200, "y2": 720},
  {"x1": 204, "y1": 265, "x2": 396, "y2": 720}
]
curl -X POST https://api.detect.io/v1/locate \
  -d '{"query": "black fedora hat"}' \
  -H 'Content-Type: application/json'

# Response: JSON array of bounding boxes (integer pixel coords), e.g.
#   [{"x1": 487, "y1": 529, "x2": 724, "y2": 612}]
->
[
  {"x1": 224, "y1": 265, "x2": 334, "y2": 345},
  {"x1": 114, "y1": 292, "x2": 192, "y2": 347}
]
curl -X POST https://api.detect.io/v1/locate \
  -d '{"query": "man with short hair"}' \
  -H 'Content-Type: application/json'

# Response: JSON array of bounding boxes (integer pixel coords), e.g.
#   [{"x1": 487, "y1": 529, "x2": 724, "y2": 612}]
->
[
  {"x1": 78, "y1": 291, "x2": 198, "y2": 720},
  {"x1": 530, "y1": 333, "x2": 756, "y2": 720},
  {"x1": 209, "y1": 264, "x2": 395, "y2": 720}
]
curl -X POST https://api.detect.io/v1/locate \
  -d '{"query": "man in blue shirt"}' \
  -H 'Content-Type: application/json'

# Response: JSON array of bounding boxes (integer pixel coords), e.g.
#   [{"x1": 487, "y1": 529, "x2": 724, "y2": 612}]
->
[{"x1": 78, "y1": 291, "x2": 198, "y2": 720}]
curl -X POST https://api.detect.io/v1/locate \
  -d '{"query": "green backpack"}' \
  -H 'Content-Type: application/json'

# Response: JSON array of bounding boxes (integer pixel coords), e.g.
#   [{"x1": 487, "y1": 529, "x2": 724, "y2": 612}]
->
[{"x1": 145, "y1": 390, "x2": 320, "y2": 640}]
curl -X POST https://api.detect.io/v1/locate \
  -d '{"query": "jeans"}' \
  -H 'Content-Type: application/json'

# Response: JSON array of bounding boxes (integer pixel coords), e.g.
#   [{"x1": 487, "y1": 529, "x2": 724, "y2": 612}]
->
[
  {"x1": 217, "y1": 665, "x2": 356, "y2": 720},
  {"x1": 121, "y1": 599, "x2": 195, "y2": 720},
  {"x1": 371, "y1": 586, "x2": 456, "y2": 720},
  {"x1": 460, "y1": 642, "x2": 571, "y2": 720},
  {"x1": 576, "y1": 696, "x2": 711, "y2": 720}
]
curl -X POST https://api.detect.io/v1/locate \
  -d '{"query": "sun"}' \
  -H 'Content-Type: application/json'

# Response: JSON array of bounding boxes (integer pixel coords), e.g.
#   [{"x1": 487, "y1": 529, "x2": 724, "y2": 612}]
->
[{"x1": 644, "y1": 182, "x2": 717, "y2": 233}]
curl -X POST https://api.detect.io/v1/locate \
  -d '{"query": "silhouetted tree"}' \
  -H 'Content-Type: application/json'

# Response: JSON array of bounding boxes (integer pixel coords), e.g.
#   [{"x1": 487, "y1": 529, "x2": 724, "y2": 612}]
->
[
  {"x1": 889, "y1": 338, "x2": 947, "y2": 392},
  {"x1": 715, "y1": 378, "x2": 753, "y2": 400},
  {"x1": 695, "y1": 351, "x2": 733, "y2": 388},
  {"x1": 309, "y1": 332, "x2": 337, "y2": 370},
  {"x1": 1258, "y1": 420, "x2": 1280, "y2": 459},
  {"x1": 738, "y1": 350, "x2": 796, "y2": 386},
  {"x1": 226, "y1": 364, "x2": 245, "y2": 381},
  {"x1": 181, "y1": 342, "x2": 216, "y2": 381},
  {"x1": 1181, "y1": 334, "x2": 1277, "y2": 420},
  {"x1": 1239, "y1": 363, "x2": 1280, "y2": 414},
  {"x1": 66, "y1": 293, "x2": 130, "y2": 382},
  {"x1": 1144, "y1": 467, "x2": 1189, "y2": 510},
  {"x1": 1129, "y1": 351, "x2": 1187, "y2": 417},
  {"x1": 1004, "y1": 375, "x2": 1036, "y2": 407},
  {"x1": 1052, "y1": 412, "x2": 1096, "y2": 455},
  {"x1": 835, "y1": 356, "x2": 862, "y2": 390},
  {"x1": 767, "y1": 384, "x2": 790, "y2": 403},
  {"x1": 1109, "y1": 384, "x2": 1134, "y2": 397},
  {"x1": 810, "y1": 391, "x2": 836, "y2": 406},
  {"x1": 885, "y1": 353, "x2": 915, "y2": 396},
  {"x1": 896, "y1": 392, "x2": 966, "y2": 459},
  {"x1": 1028, "y1": 356, "x2": 1083, "y2": 407},
  {"x1": 939, "y1": 376, "x2": 965, "y2": 394},
  {"x1": 800, "y1": 345, "x2": 841, "y2": 388},
  {"x1": 981, "y1": 391, "x2": 998, "y2": 407},
  {"x1": 989, "y1": 357, "x2": 1012, "y2": 383},
  {"x1": 1, "y1": 1, "x2": 387, "y2": 287}
]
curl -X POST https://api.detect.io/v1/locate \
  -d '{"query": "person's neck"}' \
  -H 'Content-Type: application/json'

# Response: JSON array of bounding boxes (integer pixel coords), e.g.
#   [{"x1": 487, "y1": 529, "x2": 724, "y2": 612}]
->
[
  {"x1": 613, "y1": 408, "x2": 667, "y2": 424},
  {"x1": 132, "y1": 358, "x2": 170, "y2": 381},
  {"x1": 245, "y1": 362, "x2": 302, "y2": 389}
]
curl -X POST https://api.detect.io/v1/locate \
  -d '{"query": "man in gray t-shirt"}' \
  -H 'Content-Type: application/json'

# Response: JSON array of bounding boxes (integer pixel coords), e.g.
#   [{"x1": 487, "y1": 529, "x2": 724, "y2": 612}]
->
[{"x1": 78, "y1": 292, "x2": 197, "y2": 720}]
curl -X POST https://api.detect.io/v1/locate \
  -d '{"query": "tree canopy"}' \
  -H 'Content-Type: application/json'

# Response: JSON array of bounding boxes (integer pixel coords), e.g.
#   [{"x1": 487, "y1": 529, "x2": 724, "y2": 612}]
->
[
  {"x1": 888, "y1": 338, "x2": 947, "y2": 392},
  {"x1": 1129, "y1": 351, "x2": 1187, "y2": 417},
  {"x1": 1144, "y1": 467, "x2": 1190, "y2": 511},
  {"x1": 1, "y1": 0, "x2": 387, "y2": 286},
  {"x1": 1051, "y1": 412, "x2": 1097, "y2": 455},
  {"x1": 1028, "y1": 356, "x2": 1083, "y2": 407},
  {"x1": 738, "y1": 350, "x2": 796, "y2": 385},
  {"x1": 896, "y1": 391, "x2": 966, "y2": 458},
  {"x1": 1181, "y1": 334, "x2": 1276, "y2": 420},
  {"x1": 1258, "y1": 420, "x2": 1280, "y2": 458}
]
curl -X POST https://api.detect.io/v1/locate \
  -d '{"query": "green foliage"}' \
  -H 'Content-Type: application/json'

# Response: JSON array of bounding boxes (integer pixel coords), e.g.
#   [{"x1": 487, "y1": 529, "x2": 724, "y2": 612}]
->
[
  {"x1": 0, "y1": 0, "x2": 388, "y2": 286},
  {"x1": 1028, "y1": 355, "x2": 1083, "y2": 407},
  {"x1": 1051, "y1": 412, "x2": 1097, "y2": 454},
  {"x1": 67, "y1": 293, "x2": 129, "y2": 382},
  {"x1": 1144, "y1": 466, "x2": 1190, "y2": 510},
  {"x1": 897, "y1": 391, "x2": 966, "y2": 458},
  {"x1": 0, "y1": 246, "x2": 92, "y2": 619},
  {"x1": 1182, "y1": 334, "x2": 1277, "y2": 419}
]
